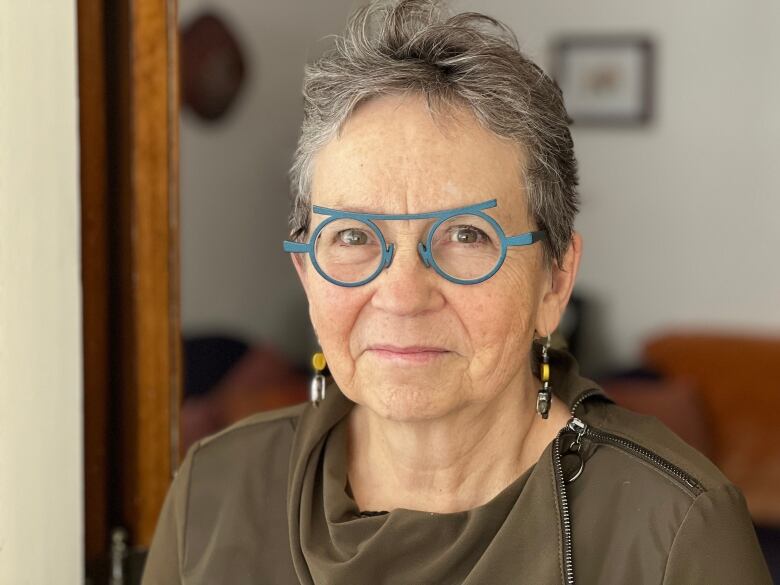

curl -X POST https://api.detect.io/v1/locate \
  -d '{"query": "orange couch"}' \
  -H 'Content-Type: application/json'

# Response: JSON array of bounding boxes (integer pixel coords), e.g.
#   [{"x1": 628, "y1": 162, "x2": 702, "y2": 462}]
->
[{"x1": 643, "y1": 332, "x2": 780, "y2": 524}]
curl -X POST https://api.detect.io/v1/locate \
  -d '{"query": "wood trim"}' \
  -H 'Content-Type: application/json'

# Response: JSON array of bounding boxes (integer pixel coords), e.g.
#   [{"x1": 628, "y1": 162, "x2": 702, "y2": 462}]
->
[
  {"x1": 77, "y1": 0, "x2": 110, "y2": 564},
  {"x1": 79, "y1": 0, "x2": 181, "y2": 563},
  {"x1": 116, "y1": 0, "x2": 181, "y2": 547}
]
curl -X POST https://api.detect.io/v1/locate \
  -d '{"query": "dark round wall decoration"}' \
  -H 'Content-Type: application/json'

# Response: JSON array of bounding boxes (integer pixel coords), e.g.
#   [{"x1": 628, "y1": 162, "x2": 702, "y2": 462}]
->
[{"x1": 181, "y1": 12, "x2": 247, "y2": 122}]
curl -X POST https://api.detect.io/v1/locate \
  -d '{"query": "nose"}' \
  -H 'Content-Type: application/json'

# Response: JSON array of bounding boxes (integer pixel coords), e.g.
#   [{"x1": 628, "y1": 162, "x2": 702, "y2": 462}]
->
[{"x1": 370, "y1": 241, "x2": 444, "y2": 316}]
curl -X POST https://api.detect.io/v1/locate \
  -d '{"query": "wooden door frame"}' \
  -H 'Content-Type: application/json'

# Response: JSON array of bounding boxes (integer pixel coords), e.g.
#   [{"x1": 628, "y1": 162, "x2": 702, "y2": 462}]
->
[{"x1": 78, "y1": 0, "x2": 181, "y2": 567}]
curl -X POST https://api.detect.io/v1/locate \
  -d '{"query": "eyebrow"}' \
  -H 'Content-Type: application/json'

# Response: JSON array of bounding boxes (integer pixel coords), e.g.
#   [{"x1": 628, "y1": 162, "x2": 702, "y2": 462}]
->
[{"x1": 312, "y1": 199, "x2": 498, "y2": 219}]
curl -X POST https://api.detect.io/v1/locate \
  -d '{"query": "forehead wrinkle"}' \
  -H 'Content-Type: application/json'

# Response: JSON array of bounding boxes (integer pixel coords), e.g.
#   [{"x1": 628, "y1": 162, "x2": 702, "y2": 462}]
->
[{"x1": 311, "y1": 94, "x2": 530, "y2": 229}]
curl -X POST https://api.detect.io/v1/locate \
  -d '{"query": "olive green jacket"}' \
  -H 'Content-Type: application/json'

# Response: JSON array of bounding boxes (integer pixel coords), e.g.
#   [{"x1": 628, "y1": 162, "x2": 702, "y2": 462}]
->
[{"x1": 142, "y1": 351, "x2": 772, "y2": 584}]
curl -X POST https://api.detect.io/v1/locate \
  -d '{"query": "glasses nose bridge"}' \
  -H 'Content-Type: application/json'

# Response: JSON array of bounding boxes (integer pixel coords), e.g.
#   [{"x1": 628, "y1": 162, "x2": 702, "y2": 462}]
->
[{"x1": 378, "y1": 218, "x2": 434, "y2": 273}]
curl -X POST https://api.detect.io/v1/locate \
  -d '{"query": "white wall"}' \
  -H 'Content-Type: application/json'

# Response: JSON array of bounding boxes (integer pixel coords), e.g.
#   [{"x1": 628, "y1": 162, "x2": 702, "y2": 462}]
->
[
  {"x1": 179, "y1": 0, "x2": 361, "y2": 363},
  {"x1": 181, "y1": 0, "x2": 780, "y2": 371},
  {"x1": 458, "y1": 0, "x2": 780, "y2": 370},
  {"x1": 0, "y1": 1, "x2": 83, "y2": 583}
]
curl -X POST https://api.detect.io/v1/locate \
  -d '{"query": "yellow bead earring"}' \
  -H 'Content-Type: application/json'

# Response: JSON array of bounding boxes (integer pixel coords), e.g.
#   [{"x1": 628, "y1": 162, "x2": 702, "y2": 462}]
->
[
  {"x1": 310, "y1": 351, "x2": 327, "y2": 407},
  {"x1": 536, "y1": 334, "x2": 552, "y2": 419}
]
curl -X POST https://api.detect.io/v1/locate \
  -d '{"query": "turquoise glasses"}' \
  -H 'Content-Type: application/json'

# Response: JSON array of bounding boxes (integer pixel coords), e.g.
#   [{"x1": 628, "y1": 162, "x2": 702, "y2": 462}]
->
[{"x1": 283, "y1": 199, "x2": 547, "y2": 287}]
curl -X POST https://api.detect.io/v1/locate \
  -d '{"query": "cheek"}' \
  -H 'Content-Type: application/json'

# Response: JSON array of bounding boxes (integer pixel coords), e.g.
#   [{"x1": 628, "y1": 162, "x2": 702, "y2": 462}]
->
[
  {"x1": 306, "y1": 278, "x2": 369, "y2": 370},
  {"x1": 461, "y1": 261, "x2": 543, "y2": 369}
]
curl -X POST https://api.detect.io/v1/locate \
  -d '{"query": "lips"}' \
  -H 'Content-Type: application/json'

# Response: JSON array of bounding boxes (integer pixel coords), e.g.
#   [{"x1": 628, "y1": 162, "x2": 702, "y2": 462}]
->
[
  {"x1": 365, "y1": 344, "x2": 450, "y2": 363},
  {"x1": 368, "y1": 344, "x2": 447, "y2": 353}
]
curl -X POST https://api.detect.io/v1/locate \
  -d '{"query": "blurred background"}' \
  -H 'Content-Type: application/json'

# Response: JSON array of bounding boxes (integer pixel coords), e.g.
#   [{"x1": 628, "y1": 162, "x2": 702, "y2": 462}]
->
[
  {"x1": 179, "y1": 0, "x2": 780, "y2": 382},
  {"x1": 1, "y1": 0, "x2": 777, "y2": 583},
  {"x1": 175, "y1": 0, "x2": 780, "y2": 580}
]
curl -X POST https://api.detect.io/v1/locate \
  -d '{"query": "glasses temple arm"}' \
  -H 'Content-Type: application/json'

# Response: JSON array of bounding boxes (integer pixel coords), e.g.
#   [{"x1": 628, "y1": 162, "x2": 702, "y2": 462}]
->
[
  {"x1": 283, "y1": 240, "x2": 310, "y2": 253},
  {"x1": 506, "y1": 230, "x2": 548, "y2": 247}
]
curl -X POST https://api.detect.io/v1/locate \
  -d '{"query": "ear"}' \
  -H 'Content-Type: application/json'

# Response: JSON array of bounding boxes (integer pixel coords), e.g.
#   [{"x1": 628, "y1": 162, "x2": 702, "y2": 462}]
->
[
  {"x1": 534, "y1": 232, "x2": 583, "y2": 337},
  {"x1": 291, "y1": 252, "x2": 310, "y2": 297}
]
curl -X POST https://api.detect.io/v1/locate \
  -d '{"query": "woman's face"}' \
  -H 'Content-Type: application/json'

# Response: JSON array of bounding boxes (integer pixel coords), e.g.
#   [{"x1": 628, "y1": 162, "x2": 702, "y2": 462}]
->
[{"x1": 294, "y1": 94, "x2": 579, "y2": 422}]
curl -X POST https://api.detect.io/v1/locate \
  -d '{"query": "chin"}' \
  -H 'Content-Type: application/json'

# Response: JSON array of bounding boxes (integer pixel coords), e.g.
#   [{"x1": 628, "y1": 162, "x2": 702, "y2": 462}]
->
[{"x1": 351, "y1": 376, "x2": 462, "y2": 422}]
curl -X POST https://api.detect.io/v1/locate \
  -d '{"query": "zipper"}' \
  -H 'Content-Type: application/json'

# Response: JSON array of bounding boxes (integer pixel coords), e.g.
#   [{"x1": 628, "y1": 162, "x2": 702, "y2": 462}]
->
[
  {"x1": 554, "y1": 392, "x2": 704, "y2": 584},
  {"x1": 552, "y1": 430, "x2": 576, "y2": 585},
  {"x1": 581, "y1": 426, "x2": 702, "y2": 494},
  {"x1": 570, "y1": 388, "x2": 702, "y2": 492},
  {"x1": 550, "y1": 388, "x2": 598, "y2": 584},
  {"x1": 569, "y1": 388, "x2": 601, "y2": 416}
]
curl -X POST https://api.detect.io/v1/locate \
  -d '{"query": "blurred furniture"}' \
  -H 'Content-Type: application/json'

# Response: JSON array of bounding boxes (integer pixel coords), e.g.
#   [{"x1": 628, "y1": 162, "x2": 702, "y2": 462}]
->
[
  {"x1": 642, "y1": 332, "x2": 780, "y2": 525},
  {"x1": 180, "y1": 336, "x2": 308, "y2": 455},
  {"x1": 600, "y1": 333, "x2": 780, "y2": 581},
  {"x1": 602, "y1": 376, "x2": 713, "y2": 458},
  {"x1": 184, "y1": 335, "x2": 250, "y2": 398}
]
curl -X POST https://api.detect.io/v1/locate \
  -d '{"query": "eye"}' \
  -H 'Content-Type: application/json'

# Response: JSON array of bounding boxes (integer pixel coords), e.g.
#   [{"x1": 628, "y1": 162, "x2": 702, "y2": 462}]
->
[
  {"x1": 448, "y1": 225, "x2": 489, "y2": 244},
  {"x1": 338, "y1": 228, "x2": 370, "y2": 245}
]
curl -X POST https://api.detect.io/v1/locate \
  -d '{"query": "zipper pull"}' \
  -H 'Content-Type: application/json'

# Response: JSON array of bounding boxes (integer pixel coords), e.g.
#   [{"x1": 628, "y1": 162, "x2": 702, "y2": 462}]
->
[{"x1": 567, "y1": 417, "x2": 587, "y2": 443}]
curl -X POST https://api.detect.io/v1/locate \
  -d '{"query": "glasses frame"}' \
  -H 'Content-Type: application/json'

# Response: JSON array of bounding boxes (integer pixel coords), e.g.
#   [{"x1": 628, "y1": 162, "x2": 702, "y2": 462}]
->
[{"x1": 283, "y1": 199, "x2": 547, "y2": 287}]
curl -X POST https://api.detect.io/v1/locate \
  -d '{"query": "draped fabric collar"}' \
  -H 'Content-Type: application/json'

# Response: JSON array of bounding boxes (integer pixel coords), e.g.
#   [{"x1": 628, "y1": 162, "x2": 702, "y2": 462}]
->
[{"x1": 286, "y1": 350, "x2": 607, "y2": 584}]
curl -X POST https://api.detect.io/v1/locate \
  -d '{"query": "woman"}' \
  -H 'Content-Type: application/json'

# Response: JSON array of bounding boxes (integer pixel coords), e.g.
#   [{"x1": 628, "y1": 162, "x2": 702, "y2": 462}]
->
[{"x1": 143, "y1": 1, "x2": 771, "y2": 583}]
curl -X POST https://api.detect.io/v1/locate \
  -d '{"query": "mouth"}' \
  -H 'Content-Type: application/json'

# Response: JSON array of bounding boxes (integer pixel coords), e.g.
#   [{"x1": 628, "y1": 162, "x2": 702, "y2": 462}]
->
[{"x1": 365, "y1": 344, "x2": 451, "y2": 364}]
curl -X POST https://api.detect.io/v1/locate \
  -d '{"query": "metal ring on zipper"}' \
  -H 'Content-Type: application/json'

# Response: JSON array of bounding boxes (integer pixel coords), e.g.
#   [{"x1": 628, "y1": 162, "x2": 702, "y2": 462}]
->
[
  {"x1": 563, "y1": 453, "x2": 584, "y2": 484},
  {"x1": 561, "y1": 439, "x2": 585, "y2": 484}
]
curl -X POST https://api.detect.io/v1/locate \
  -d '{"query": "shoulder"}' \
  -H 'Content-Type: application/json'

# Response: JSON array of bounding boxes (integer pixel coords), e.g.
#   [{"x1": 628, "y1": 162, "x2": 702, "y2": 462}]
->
[
  {"x1": 167, "y1": 403, "x2": 309, "y2": 575},
  {"x1": 571, "y1": 400, "x2": 771, "y2": 583},
  {"x1": 581, "y1": 399, "x2": 729, "y2": 492},
  {"x1": 180, "y1": 402, "x2": 309, "y2": 491},
  {"x1": 192, "y1": 402, "x2": 307, "y2": 459}
]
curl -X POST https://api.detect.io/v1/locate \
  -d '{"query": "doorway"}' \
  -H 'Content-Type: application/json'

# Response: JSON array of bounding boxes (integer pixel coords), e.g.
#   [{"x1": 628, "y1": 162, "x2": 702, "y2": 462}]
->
[{"x1": 78, "y1": 0, "x2": 181, "y2": 580}]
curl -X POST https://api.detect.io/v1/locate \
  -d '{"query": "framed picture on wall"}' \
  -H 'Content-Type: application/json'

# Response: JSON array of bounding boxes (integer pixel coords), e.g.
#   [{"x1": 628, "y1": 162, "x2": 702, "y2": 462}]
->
[{"x1": 551, "y1": 35, "x2": 655, "y2": 126}]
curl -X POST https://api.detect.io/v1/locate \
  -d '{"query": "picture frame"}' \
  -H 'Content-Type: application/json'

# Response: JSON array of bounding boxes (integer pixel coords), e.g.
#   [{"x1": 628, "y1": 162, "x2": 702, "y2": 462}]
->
[{"x1": 551, "y1": 35, "x2": 655, "y2": 126}]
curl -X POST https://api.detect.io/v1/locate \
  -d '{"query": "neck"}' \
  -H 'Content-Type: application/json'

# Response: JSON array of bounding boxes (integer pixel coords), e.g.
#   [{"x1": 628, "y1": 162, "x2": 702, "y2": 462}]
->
[{"x1": 346, "y1": 369, "x2": 571, "y2": 514}]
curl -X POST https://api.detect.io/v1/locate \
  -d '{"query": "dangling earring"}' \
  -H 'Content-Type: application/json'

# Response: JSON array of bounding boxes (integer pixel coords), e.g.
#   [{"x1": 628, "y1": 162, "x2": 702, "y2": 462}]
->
[
  {"x1": 310, "y1": 351, "x2": 327, "y2": 407},
  {"x1": 536, "y1": 334, "x2": 552, "y2": 419}
]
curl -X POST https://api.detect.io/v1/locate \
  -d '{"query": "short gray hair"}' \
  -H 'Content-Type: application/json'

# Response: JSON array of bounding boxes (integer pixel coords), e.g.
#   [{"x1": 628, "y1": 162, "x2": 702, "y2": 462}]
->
[{"x1": 288, "y1": 0, "x2": 579, "y2": 266}]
